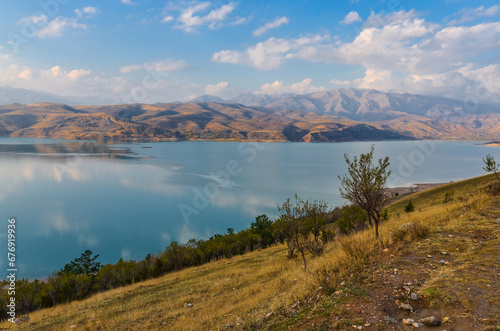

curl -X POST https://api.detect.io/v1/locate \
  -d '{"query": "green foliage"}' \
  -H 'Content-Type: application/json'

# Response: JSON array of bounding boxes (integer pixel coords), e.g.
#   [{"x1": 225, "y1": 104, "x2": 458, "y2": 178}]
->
[
  {"x1": 444, "y1": 190, "x2": 455, "y2": 203},
  {"x1": 404, "y1": 199, "x2": 415, "y2": 213},
  {"x1": 60, "y1": 250, "x2": 101, "y2": 275},
  {"x1": 336, "y1": 204, "x2": 367, "y2": 235},
  {"x1": 482, "y1": 154, "x2": 500, "y2": 182},
  {"x1": 250, "y1": 215, "x2": 274, "y2": 248},
  {"x1": 339, "y1": 145, "x2": 391, "y2": 238},
  {"x1": 273, "y1": 195, "x2": 333, "y2": 269}
]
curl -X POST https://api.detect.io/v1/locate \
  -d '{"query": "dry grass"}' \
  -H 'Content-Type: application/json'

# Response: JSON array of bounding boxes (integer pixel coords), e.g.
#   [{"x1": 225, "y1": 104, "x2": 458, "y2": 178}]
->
[{"x1": 3, "y1": 174, "x2": 499, "y2": 330}]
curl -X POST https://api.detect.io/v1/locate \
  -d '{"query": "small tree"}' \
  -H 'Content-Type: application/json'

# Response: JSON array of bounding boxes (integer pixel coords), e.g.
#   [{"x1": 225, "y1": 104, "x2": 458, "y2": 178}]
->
[
  {"x1": 250, "y1": 215, "x2": 275, "y2": 248},
  {"x1": 61, "y1": 250, "x2": 101, "y2": 275},
  {"x1": 483, "y1": 154, "x2": 500, "y2": 182},
  {"x1": 274, "y1": 195, "x2": 331, "y2": 269},
  {"x1": 404, "y1": 199, "x2": 415, "y2": 213},
  {"x1": 339, "y1": 145, "x2": 391, "y2": 239}
]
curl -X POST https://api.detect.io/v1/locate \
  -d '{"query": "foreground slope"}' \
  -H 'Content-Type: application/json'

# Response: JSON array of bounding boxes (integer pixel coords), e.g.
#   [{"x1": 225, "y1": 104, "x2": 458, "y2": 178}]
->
[{"x1": 2, "y1": 175, "x2": 499, "y2": 330}]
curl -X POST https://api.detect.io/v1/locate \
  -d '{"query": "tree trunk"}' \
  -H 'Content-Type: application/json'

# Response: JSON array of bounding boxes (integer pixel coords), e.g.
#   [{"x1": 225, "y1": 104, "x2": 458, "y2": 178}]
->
[{"x1": 299, "y1": 249, "x2": 307, "y2": 270}]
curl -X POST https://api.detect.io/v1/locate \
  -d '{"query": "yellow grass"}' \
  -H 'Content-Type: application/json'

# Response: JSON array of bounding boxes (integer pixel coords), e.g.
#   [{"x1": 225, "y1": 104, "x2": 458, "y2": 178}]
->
[{"x1": 2, "y1": 174, "x2": 499, "y2": 330}]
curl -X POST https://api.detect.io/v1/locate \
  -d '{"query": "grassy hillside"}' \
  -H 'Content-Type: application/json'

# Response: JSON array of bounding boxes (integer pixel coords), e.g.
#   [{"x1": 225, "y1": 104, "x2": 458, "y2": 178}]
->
[{"x1": 2, "y1": 175, "x2": 499, "y2": 330}]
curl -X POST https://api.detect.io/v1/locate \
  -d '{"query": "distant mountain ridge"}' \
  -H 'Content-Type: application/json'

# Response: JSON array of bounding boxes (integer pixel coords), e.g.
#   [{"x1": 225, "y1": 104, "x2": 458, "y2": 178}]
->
[
  {"x1": 225, "y1": 88, "x2": 499, "y2": 122},
  {"x1": 0, "y1": 87, "x2": 113, "y2": 106}
]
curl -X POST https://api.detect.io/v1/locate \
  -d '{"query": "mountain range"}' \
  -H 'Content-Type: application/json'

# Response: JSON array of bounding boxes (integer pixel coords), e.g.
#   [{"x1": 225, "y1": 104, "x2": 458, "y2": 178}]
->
[{"x1": 0, "y1": 87, "x2": 499, "y2": 141}]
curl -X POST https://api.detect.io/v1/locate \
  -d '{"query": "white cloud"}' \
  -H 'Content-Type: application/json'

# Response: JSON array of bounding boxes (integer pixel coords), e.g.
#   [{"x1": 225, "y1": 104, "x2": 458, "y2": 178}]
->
[
  {"x1": 75, "y1": 7, "x2": 100, "y2": 18},
  {"x1": 258, "y1": 78, "x2": 326, "y2": 95},
  {"x1": 340, "y1": 11, "x2": 362, "y2": 25},
  {"x1": 37, "y1": 17, "x2": 88, "y2": 38},
  {"x1": 175, "y1": 1, "x2": 237, "y2": 33},
  {"x1": 205, "y1": 81, "x2": 228, "y2": 95},
  {"x1": 213, "y1": 34, "x2": 331, "y2": 70},
  {"x1": 121, "y1": 0, "x2": 134, "y2": 5},
  {"x1": 448, "y1": 5, "x2": 500, "y2": 25},
  {"x1": 253, "y1": 16, "x2": 289, "y2": 36},
  {"x1": 213, "y1": 10, "x2": 500, "y2": 101},
  {"x1": 119, "y1": 58, "x2": 189, "y2": 73},
  {"x1": 162, "y1": 16, "x2": 174, "y2": 23},
  {"x1": 330, "y1": 78, "x2": 350, "y2": 86}
]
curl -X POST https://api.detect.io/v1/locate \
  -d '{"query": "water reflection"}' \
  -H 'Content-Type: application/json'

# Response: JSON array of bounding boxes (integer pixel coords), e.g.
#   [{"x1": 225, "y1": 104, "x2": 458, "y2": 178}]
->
[{"x1": 0, "y1": 139, "x2": 496, "y2": 279}]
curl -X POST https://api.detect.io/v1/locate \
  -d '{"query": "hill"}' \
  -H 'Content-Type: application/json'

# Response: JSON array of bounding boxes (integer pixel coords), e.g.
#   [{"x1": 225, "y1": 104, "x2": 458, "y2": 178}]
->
[
  {"x1": 0, "y1": 102, "x2": 411, "y2": 142},
  {"x1": 4, "y1": 174, "x2": 499, "y2": 330}
]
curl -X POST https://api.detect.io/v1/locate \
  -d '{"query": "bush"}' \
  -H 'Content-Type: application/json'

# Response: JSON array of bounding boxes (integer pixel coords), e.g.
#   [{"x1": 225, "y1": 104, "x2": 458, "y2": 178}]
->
[{"x1": 404, "y1": 200, "x2": 415, "y2": 213}]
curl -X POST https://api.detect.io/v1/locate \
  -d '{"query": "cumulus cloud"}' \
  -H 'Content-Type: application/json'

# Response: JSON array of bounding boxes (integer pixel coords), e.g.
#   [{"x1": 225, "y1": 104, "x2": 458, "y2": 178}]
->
[
  {"x1": 212, "y1": 34, "x2": 331, "y2": 70},
  {"x1": 213, "y1": 9, "x2": 500, "y2": 101},
  {"x1": 340, "y1": 11, "x2": 362, "y2": 25},
  {"x1": 205, "y1": 81, "x2": 228, "y2": 95},
  {"x1": 257, "y1": 78, "x2": 326, "y2": 95},
  {"x1": 119, "y1": 58, "x2": 189, "y2": 73},
  {"x1": 121, "y1": 0, "x2": 135, "y2": 4},
  {"x1": 330, "y1": 78, "x2": 351, "y2": 86},
  {"x1": 175, "y1": 1, "x2": 237, "y2": 32},
  {"x1": 253, "y1": 16, "x2": 289, "y2": 36}
]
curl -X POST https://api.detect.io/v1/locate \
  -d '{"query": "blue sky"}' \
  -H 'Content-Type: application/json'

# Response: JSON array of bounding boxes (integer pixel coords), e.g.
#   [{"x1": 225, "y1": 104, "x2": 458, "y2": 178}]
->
[{"x1": 0, "y1": 0, "x2": 499, "y2": 103}]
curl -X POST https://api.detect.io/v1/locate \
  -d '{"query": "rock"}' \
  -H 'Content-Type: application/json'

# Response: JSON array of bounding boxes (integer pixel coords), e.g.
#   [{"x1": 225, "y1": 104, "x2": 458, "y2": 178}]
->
[
  {"x1": 419, "y1": 316, "x2": 442, "y2": 326},
  {"x1": 440, "y1": 251, "x2": 448, "y2": 255},
  {"x1": 413, "y1": 322, "x2": 424, "y2": 327},
  {"x1": 383, "y1": 248, "x2": 389, "y2": 252},
  {"x1": 495, "y1": 219, "x2": 500, "y2": 224},
  {"x1": 449, "y1": 234, "x2": 455, "y2": 238},
  {"x1": 439, "y1": 260, "x2": 447, "y2": 265},
  {"x1": 395, "y1": 300, "x2": 414, "y2": 311},
  {"x1": 265, "y1": 312, "x2": 273, "y2": 318},
  {"x1": 184, "y1": 303, "x2": 193, "y2": 308},
  {"x1": 427, "y1": 255, "x2": 432, "y2": 258},
  {"x1": 15, "y1": 316, "x2": 30, "y2": 324},
  {"x1": 69, "y1": 326, "x2": 77, "y2": 329},
  {"x1": 340, "y1": 281, "x2": 345, "y2": 286},
  {"x1": 384, "y1": 316, "x2": 398, "y2": 324},
  {"x1": 402, "y1": 318, "x2": 414, "y2": 325},
  {"x1": 411, "y1": 292, "x2": 418, "y2": 301},
  {"x1": 400, "y1": 222, "x2": 417, "y2": 230}
]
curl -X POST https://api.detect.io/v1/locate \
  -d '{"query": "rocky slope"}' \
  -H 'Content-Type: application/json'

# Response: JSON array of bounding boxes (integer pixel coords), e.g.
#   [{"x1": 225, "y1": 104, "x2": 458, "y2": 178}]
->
[{"x1": 0, "y1": 102, "x2": 411, "y2": 142}]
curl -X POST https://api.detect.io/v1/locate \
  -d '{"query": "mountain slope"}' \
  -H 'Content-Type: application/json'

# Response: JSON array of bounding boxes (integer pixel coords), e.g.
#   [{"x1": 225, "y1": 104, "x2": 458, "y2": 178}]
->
[
  {"x1": 230, "y1": 88, "x2": 499, "y2": 122},
  {"x1": 0, "y1": 102, "x2": 411, "y2": 142}
]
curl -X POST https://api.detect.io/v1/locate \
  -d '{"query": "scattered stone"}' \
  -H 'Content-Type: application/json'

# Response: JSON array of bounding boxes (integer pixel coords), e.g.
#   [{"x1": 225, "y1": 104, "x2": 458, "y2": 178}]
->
[
  {"x1": 402, "y1": 318, "x2": 414, "y2": 325},
  {"x1": 495, "y1": 219, "x2": 500, "y2": 225},
  {"x1": 413, "y1": 322, "x2": 424, "y2": 327},
  {"x1": 439, "y1": 260, "x2": 447, "y2": 265},
  {"x1": 427, "y1": 255, "x2": 432, "y2": 258},
  {"x1": 420, "y1": 316, "x2": 441, "y2": 326},
  {"x1": 340, "y1": 281, "x2": 346, "y2": 286},
  {"x1": 395, "y1": 300, "x2": 414, "y2": 311},
  {"x1": 265, "y1": 312, "x2": 273, "y2": 318},
  {"x1": 384, "y1": 316, "x2": 398, "y2": 324},
  {"x1": 411, "y1": 292, "x2": 418, "y2": 301},
  {"x1": 364, "y1": 323, "x2": 371, "y2": 327},
  {"x1": 449, "y1": 234, "x2": 455, "y2": 238},
  {"x1": 15, "y1": 316, "x2": 30, "y2": 324},
  {"x1": 184, "y1": 303, "x2": 194, "y2": 308},
  {"x1": 383, "y1": 248, "x2": 389, "y2": 252},
  {"x1": 440, "y1": 251, "x2": 448, "y2": 255},
  {"x1": 69, "y1": 326, "x2": 77, "y2": 329}
]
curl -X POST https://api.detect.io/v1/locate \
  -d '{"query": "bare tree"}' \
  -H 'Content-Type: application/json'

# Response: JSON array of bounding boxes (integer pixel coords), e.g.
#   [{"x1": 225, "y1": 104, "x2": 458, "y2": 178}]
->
[{"x1": 338, "y1": 145, "x2": 391, "y2": 238}]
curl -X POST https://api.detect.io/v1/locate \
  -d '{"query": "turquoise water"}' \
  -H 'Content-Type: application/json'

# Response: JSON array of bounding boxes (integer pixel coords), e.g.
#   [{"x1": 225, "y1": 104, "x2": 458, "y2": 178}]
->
[{"x1": 0, "y1": 138, "x2": 497, "y2": 279}]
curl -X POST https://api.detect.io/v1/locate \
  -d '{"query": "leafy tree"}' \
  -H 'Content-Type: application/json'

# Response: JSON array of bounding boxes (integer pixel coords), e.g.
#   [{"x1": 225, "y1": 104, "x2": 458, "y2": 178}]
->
[
  {"x1": 483, "y1": 154, "x2": 500, "y2": 182},
  {"x1": 404, "y1": 199, "x2": 415, "y2": 213},
  {"x1": 250, "y1": 215, "x2": 275, "y2": 248},
  {"x1": 61, "y1": 250, "x2": 101, "y2": 275},
  {"x1": 336, "y1": 204, "x2": 367, "y2": 234},
  {"x1": 339, "y1": 145, "x2": 391, "y2": 239},
  {"x1": 274, "y1": 195, "x2": 332, "y2": 269}
]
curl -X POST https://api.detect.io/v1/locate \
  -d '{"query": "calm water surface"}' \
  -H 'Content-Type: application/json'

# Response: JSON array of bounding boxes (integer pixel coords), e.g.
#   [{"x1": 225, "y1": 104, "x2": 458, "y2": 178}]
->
[{"x1": 0, "y1": 138, "x2": 497, "y2": 279}]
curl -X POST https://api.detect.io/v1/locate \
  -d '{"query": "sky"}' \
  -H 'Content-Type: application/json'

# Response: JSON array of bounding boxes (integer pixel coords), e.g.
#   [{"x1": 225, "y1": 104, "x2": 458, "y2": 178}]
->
[{"x1": 0, "y1": 0, "x2": 499, "y2": 104}]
